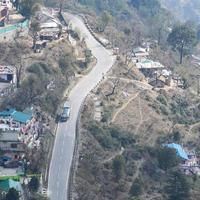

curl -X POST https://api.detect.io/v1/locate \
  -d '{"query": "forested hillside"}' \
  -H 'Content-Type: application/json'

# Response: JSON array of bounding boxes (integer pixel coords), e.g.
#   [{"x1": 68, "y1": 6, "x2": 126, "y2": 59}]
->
[
  {"x1": 160, "y1": 0, "x2": 200, "y2": 23},
  {"x1": 43, "y1": 1, "x2": 200, "y2": 200},
  {"x1": 45, "y1": 0, "x2": 174, "y2": 47},
  {"x1": 67, "y1": 0, "x2": 174, "y2": 48}
]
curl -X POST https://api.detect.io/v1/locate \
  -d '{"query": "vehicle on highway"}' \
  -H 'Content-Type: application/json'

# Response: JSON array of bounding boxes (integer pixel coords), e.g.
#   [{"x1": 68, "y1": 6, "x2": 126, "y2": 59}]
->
[{"x1": 60, "y1": 101, "x2": 70, "y2": 122}]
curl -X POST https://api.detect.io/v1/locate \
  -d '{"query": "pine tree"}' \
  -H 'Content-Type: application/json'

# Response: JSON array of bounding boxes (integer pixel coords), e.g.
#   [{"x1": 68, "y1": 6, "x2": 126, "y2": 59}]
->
[
  {"x1": 5, "y1": 188, "x2": 19, "y2": 200},
  {"x1": 112, "y1": 155, "x2": 125, "y2": 180},
  {"x1": 166, "y1": 171, "x2": 191, "y2": 200}
]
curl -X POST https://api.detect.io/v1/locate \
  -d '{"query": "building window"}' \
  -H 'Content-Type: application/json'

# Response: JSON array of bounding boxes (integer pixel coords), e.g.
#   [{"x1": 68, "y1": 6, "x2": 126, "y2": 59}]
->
[{"x1": 10, "y1": 143, "x2": 17, "y2": 148}]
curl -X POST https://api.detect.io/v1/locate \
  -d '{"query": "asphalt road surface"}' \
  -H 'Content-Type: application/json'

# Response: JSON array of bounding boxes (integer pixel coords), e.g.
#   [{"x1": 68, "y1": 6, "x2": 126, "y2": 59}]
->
[{"x1": 48, "y1": 13, "x2": 116, "y2": 200}]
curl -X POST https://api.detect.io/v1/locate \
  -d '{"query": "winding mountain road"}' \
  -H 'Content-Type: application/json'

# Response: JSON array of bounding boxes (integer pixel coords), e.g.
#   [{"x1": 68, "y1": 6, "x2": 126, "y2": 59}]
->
[{"x1": 48, "y1": 13, "x2": 115, "y2": 200}]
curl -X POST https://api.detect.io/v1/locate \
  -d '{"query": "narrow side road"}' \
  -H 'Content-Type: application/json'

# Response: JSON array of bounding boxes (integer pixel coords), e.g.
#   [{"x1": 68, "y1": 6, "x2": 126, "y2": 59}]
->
[{"x1": 48, "y1": 12, "x2": 116, "y2": 200}]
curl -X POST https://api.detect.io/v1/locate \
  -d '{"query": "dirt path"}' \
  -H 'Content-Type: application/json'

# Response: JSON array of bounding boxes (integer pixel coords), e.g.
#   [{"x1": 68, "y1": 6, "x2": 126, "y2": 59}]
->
[
  {"x1": 189, "y1": 122, "x2": 200, "y2": 134},
  {"x1": 111, "y1": 93, "x2": 139, "y2": 123},
  {"x1": 135, "y1": 96, "x2": 143, "y2": 135},
  {"x1": 101, "y1": 147, "x2": 125, "y2": 164},
  {"x1": 107, "y1": 76, "x2": 152, "y2": 90}
]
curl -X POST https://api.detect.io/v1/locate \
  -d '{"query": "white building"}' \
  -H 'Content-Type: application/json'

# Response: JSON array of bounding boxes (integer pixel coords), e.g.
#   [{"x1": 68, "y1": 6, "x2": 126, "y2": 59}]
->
[
  {"x1": 133, "y1": 47, "x2": 149, "y2": 58},
  {"x1": 0, "y1": 65, "x2": 16, "y2": 83},
  {"x1": 136, "y1": 59, "x2": 165, "y2": 70}
]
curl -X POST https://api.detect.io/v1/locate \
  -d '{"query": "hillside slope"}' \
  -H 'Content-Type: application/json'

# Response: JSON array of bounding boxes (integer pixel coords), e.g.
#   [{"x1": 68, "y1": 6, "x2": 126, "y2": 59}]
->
[{"x1": 160, "y1": 0, "x2": 200, "y2": 22}]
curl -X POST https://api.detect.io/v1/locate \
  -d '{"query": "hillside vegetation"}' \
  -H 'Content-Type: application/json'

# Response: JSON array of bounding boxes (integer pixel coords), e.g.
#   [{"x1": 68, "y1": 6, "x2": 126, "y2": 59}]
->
[
  {"x1": 74, "y1": 60, "x2": 200, "y2": 200},
  {"x1": 55, "y1": 1, "x2": 200, "y2": 200},
  {"x1": 46, "y1": 0, "x2": 174, "y2": 48},
  {"x1": 160, "y1": 0, "x2": 200, "y2": 23}
]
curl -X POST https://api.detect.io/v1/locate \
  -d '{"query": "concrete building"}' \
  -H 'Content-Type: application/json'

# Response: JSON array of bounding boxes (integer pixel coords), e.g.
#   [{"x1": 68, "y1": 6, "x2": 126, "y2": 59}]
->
[
  {"x1": 136, "y1": 59, "x2": 165, "y2": 70},
  {"x1": 0, "y1": 108, "x2": 33, "y2": 126},
  {"x1": 0, "y1": 131, "x2": 24, "y2": 152},
  {"x1": 36, "y1": 11, "x2": 62, "y2": 40},
  {"x1": 133, "y1": 47, "x2": 149, "y2": 58},
  {"x1": 0, "y1": 65, "x2": 16, "y2": 83}
]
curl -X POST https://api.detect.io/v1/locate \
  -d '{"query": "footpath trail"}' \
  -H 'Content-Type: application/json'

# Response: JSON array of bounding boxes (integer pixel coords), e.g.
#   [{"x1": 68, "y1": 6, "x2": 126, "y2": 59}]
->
[{"x1": 111, "y1": 93, "x2": 139, "y2": 123}]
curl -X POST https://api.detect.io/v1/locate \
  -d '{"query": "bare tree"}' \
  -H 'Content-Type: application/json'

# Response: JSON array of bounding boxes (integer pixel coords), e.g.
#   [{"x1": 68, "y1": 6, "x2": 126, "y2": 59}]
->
[
  {"x1": 59, "y1": 0, "x2": 65, "y2": 14},
  {"x1": 3, "y1": 39, "x2": 32, "y2": 88},
  {"x1": 19, "y1": 0, "x2": 42, "y2": 18},
  {"x1": 105, "y1": 79, "x2": 119, "y2": 98},
  {"x1": 29, "y1": 19, "x2": 41, "y2": 50}
]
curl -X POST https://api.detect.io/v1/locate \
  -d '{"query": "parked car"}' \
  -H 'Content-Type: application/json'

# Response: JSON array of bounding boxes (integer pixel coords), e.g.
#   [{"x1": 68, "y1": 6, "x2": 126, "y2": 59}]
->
[
  {"x1": 60, "y1": 101, "x2": 70, "y2": 122},
  {"x1": 4, "y1": 160, "x2": 19, "y2": 168},
  {"x1": 0, "y1": 156, "x2": 12, "y2": 166}
]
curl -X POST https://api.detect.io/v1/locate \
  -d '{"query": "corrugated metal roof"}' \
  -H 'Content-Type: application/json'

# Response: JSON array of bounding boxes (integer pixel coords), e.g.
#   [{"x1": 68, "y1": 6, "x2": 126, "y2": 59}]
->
[
  {"x1": 165, "y1": 143, "x2": 189, "y2": 160},
  {"x1": 0, "y1": 108, "x2": 15, "y2": 116},
  {"x1": 133, "y1": 47, "x2": 146, "y2": 53},
  {"x1": 12, "y1": 111, "x2": 32, "y2": 124},
  {"x1": 0, "y1": 132, "x2": 19, "y2": 142},
  {"x1": 0, "y1": 179, "x2": 22, "y2": 192},
  {"x1": 136, "y1": 59, "x2": 165, "y2": 69},
  {"x1": 0, "y1": 109, "x2": 32, "y2": 123}
]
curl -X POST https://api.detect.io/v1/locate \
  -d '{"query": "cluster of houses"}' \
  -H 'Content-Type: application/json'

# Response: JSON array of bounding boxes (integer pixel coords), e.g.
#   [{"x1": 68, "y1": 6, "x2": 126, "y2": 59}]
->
[
  {"x1": 0, "y1": 107, "x2": 43, "y2": 195},
  {"x1": 132, "y1": 46, "x2": 184, "y2": 89},
  {"x1": 0, "y1": 1, "x2": 65, "y2": 53},
  {"x1": 0, "y1": 106, "x2": 45, "y2": 195},
  {"x1": 0, "y1": 108, "x2": 41, "y2": 151},
  {"x1": 165, "y1": 143, "x2": 200, "y2": 175},
  {"x1": 34, "y1": 9, "x2": 64, "y2": 53}
]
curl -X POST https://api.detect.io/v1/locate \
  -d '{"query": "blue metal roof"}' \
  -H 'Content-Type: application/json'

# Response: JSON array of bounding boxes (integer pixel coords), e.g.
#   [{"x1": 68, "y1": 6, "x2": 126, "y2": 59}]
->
[
  {"x1": 0, "y1": 108, "x2": 32, "y2": 123},
  {"x1": 165, "y1": 143, "x2": 188, "y2": 160},
  {"x1": 0, "y1": 179, "x2": 22, "y2": 192},
  {"x1": 12, "y1": 111, "x2": 32, "y2": 124},
  {"x1": 0, "y1": 108, "x2": 15, "y2": 117}
]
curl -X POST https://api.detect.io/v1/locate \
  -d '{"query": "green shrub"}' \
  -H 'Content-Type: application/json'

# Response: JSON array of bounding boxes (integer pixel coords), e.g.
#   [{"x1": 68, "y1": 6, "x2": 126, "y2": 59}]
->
[
  {"x1": 5, "y1": 188, "x2": 19, "y2": 200},
  {"x1": 27, "y1": 62, "x2": 52, "y2": 78},
  {"x1": 112, "y1": 155, "x2": 125, "y2": 180},
  {"x1": 101, "y1": 106, "x2": 113, "y2": 123},
  {"x1": 88, "y1": 122, "x2": 135, "y2": 149},
  {"x1": 166, "y1": 171, "x2": 191, "y2": 200},
  {"x1": 156, "y1": 94, "x2": 168, "y2": 105},
  {"x1": 88, "y1": 122, "x2": 118, "y2": 149},
  {"x1": 41, "y1": 91, "x2": 62, "y2": 115},
  {"x1": 151, "y1": 101, "x2": 160, "y2": 114},
  {"x1": 85, "y1": 49, "x2": 92, "y2": 64},
  {"x1": 59, "y1": 53, "x2": 75, "y2": 73},
  {"x1": 129, "y1": 178, "x2": 143, "y2": 197},
  {"x1": 159, "y1": 104, "x2": 169, "y2": 115},
  {"x1": 157, "y1": 147, "x2": 180, "y2": 171},
  {"x1": 117, "y1": 181, "x2": 128, "y2": 192},
  {"x1": 109, "y1": 127, "x2": 135, "y2": 147},
  {"x1": 173, "y1": 131, "x2": 181, "y2": 142},
  {"x1": 126, "y1": 160, "x2": 136, "y2": 176},
  {"x1": 28, "y1": 177, "x2": 40, "y2": 192}
]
